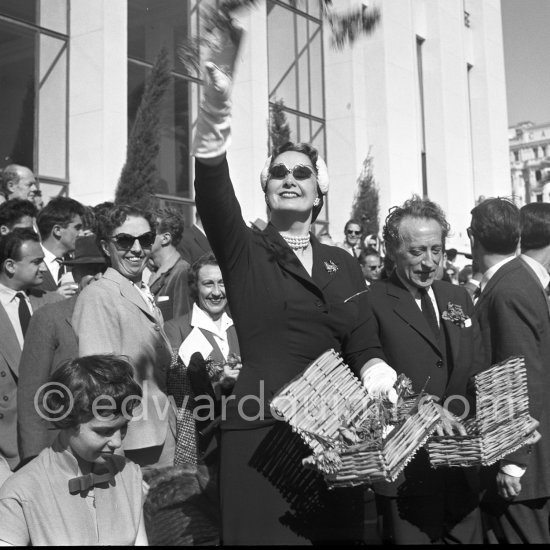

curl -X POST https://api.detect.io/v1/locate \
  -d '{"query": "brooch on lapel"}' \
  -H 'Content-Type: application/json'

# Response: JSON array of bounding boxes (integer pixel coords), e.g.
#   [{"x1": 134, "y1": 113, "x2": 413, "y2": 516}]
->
[
  {"x1": 441, "y1": 302, "x2": 471, "y2": 328},
  {"x1": 324, "y1": 260, "x2": 339, "y2": 273}
]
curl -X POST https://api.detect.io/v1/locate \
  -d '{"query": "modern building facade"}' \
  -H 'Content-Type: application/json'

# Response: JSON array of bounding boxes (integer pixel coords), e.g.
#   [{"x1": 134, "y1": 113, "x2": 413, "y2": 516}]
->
[
  {"x1": 509, "y1": 121, "x2": 550, "y2": 205},
  {"x1": 0, "y1": 0, "x2": 510, "y2": 249}
]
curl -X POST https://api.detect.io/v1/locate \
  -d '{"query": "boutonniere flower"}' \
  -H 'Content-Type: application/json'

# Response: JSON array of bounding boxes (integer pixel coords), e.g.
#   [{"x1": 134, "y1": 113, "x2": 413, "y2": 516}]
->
[
  {"x1": 441, "y1": 302, "x2": 471, "y2": 328},
  {"x1": 324, "y1": 260, "x2": 338, "y2": 273}
]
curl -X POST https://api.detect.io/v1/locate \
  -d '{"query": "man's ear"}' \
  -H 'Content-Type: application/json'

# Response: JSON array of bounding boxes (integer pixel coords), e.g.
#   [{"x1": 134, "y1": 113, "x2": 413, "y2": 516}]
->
[
  {"x1": 52, "y1": 224, "x2": 63, "y2": 239},
  {"x1": 4, "y1": 258, "x2": 16, "y2": 276},
  {"x1": 162, "y1": 232, "x2": 172, "y2": 246},
  {"x1": 0, "y1": 225, "x2": 9, "y2": 236}
]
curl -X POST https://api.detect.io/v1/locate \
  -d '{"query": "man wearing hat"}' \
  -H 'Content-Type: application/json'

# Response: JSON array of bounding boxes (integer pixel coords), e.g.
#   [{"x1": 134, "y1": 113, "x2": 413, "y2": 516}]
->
[{"x1": 17, "y1": 235, "x2": 108, "y2": 464}]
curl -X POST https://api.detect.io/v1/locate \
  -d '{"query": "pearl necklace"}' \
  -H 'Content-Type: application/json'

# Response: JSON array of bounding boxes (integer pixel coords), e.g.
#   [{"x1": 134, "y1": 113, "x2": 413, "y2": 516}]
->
[{"x1": 280, "y1": 233, "x2": 310, "y2": 250}]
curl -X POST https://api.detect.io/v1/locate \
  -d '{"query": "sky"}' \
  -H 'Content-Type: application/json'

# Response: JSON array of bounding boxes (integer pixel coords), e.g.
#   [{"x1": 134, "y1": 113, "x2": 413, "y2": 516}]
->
[{"x1": 501, "y1": 0, "x2": 550, "y2": 126}]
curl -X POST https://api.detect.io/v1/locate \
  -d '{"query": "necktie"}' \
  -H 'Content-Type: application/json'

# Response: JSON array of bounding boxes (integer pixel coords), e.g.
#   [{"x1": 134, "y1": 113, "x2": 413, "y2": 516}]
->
[
  {"x1": 472, "y1": 286, "x2": 481, "y2": 304},
  {"x1": 55, "y1": 258, "x2": 65, "y2": 284},
  {"x1": 15, "y1": 292, "x2": 31, "y2": 337},
  {"x1": 419, "y1": 288, "x2": 440, "y2": 340}
]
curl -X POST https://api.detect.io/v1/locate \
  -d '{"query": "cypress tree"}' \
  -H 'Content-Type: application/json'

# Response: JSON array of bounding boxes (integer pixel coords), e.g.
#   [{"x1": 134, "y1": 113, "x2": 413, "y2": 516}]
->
[
  {"x1": 115, "y1": 47, "x2": 171, "y2": 209},
  {"x1": 269, "y1": 99, "x2": 291, "y2": 153},
  {"x1": 351, "y1": 152, "x2": 380, "y2": 237}
]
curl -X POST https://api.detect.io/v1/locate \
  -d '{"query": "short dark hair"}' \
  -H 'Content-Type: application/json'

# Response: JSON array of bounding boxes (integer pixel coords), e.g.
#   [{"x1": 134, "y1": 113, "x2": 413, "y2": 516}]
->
[
  {"x1": 358, "y1": 246, "x2": 381, "y2": 266},
  {"x1": 0, "y1": 227, "x2": 40, "y2": 266},
  {"x1": 0, "y1": 199, "x2": 38, "y2": 230},
  {"x1": 458, "y1": 264, "x2": 473, "y2": 284},
  {"x1": 96, "y1": 204, "x2": 155, "y2": 252},
  {"x1": 188, "y1": 252, "x2": 219, "y2": 304},
  {"x1": 383, "y1": 195, "x2": 450, "y2": 255},
  {"x1": 155, "y1": 207, "x2": 185, "y2": 247},
  {"x1": 470, "y1": 197, "x2": 519, "y2": 255},
  {"x1": 344, "y1": 219, "x2": 363, "y2": 233},
  {"x1": 270, "y1": 141, "x2": 324, "y2": 222},
  {"x1": 446, "y1": 248, "x2": 458, "y2": 261},
  {"x1": 37, "y1": 196, "x2": 86, "y2": 239},
  {"x1": 43, "y1": 354, "x2": 142, "y2": 430},
  {"x1": 520, "y1": 202, "x2": 550, "y2": 251}
]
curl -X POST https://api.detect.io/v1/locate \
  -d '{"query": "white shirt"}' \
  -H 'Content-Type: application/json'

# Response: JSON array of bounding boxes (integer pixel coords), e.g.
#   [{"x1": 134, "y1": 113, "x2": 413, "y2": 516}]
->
[
  {"x1": 520, "y1": 254, "x2": 550, "y2": 290},
  {"x1": 479, "y1": 255, "x2": 516, "y2": 294},
  {"x1": 0, "y1": 282, "x2": 33, "y2": 348},
  {"x1": 41, "y1": 245, "x2": 62, "y2": 285},
  {"x1": 191, "y1": 303, "x2": 233, "y2": 360}
]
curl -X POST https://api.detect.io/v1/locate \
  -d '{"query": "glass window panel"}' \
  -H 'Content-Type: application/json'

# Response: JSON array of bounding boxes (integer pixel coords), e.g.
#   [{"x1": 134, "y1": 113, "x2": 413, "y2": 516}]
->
[
  {"x1": 297, "y1": 50, "x2": 309, "y2": 114},
  {"x1": 295, "y1": 12, "x2": 308, "y2": 53},
  {"x1": 299, "y1": 117, "x2": 310, "y2": 143},
  {"x1": 310, "y1": 121, "x2": 325, "y2": 157},
  {"x1": 38, "y1": 0, "x2": 67, "y2": 35},
  {"x1": 268, "y1": 4, "x2": 298, "y2": 110},
  {"x1": 0, "y1": 21, "x2": 36, "y2": 169},
  {"x1": 128, "y1": 62, "x2": 194, "y2": 200},
  {"x1": 38, "y1": 34, "x2": 67, "y2": 178},
  {"x1": 285, "y1": 112, "x2": 298, "y2": 143},
  {"x1": 0, "y1": 0, "x2": 37, "y2": 25},
  {"x1": 309, "y1": 28, "x2": 323, "y2": 117},
  {"x1": 128, "y1": 0, "x2": 187, "y2": 73},
  {"x1": 307, "y1": 0, "x2": 322, "y2": 19}
]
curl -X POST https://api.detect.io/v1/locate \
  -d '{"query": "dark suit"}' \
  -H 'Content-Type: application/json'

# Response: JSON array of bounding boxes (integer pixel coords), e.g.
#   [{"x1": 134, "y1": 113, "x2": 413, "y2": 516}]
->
[
  {"x1": 177, "y1": 224, "x2": 211, "y2": 265},
  {"x1": 363, "y1": 273, "x2": 481, "y2": 543},
  {"x1": 0, "y1": 288, "x2": 62, "y2": 469},
  {"x1": 17, "y1": 296, "x2": 79, "y2": 463},
  {"x1": 36, "y1": 265, "x2": 57, "y2": 292},
  {"x1": 472, "y1": 256, "x2": 550, "y2": 543}
]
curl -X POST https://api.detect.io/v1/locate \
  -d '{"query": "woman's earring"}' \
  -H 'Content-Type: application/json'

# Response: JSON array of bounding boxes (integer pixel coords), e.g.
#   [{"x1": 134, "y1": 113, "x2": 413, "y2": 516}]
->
[{"x1": 313, "y1": 197, "x2": 320, "y2": 207}]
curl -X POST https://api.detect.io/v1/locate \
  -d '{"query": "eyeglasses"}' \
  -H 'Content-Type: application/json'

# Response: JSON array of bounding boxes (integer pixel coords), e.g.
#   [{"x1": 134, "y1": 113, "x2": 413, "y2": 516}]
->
[
  {"x1": 268, "y1": 164, "x2": 315, "y2": 180},
  {"x1": 346, "y1": 230, "x2": 362, "y2": 236},
  {"x1": 366, "y1": 265, "x2": 382, "y2": 270},
  {"x1": 109, "y1": 231, "x2": 156, "y2": 250}
]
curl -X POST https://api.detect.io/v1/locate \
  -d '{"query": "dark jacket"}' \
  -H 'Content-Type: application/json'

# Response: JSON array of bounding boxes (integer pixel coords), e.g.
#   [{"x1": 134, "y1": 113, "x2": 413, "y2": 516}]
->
[{"x1": 472, "y1": 256, "x2": 550, "y2": 501}]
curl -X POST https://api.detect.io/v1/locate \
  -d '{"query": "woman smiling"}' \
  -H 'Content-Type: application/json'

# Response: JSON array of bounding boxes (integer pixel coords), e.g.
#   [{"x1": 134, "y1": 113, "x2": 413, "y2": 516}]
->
[
  {"x1": 72, "y1": 205, "x2": 176, "y2": 470},
  {"x1": 189, "y1": 23, "x2": 375, "y2": 545}
]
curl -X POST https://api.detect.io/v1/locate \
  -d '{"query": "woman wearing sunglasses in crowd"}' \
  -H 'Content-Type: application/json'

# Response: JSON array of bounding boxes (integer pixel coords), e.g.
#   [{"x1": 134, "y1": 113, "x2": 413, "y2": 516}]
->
[
  {"x1": 189, "y1": 23, "x2": 386, "y2": 545},
  {"x1": 72, "y1": 205, "x2": 176, "y2": 470}
]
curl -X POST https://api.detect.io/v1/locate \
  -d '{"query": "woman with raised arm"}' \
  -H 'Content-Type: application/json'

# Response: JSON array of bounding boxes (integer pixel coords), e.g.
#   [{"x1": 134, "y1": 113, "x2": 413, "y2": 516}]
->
[{"x1": 190, "y1": 23, "x2": 394, "y2": 545}]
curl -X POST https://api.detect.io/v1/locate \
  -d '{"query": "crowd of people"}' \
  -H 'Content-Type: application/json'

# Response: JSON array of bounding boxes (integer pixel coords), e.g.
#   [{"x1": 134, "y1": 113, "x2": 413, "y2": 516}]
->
[{"x1": 0, "y1": 21, "x2": 549, "y2": 546}]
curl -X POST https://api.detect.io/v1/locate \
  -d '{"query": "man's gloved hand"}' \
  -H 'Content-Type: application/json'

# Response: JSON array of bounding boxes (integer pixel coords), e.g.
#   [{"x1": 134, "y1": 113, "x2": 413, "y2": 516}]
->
[
  {"x1": 360, "y1": 359, "x2": 398, "y2": 403},
  {"x1": 192, "y1": 22, "x2": 244, "y2": 158}
]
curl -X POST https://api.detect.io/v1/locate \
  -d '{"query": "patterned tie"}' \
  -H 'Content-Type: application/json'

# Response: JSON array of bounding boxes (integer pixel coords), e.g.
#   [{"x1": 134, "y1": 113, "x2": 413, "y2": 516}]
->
[
  {"x1": 15, "y1": 292, "x2": 31, "y2": 337},
  {"x1": 472, "y1": 286, "x2": 481, "y2": 305},
  {"x1": 55, "y1": 258, "x2": 65, "y2": 285},
  {"x1": 419, "y1": 288, "x2": 440, "y2": 340}
]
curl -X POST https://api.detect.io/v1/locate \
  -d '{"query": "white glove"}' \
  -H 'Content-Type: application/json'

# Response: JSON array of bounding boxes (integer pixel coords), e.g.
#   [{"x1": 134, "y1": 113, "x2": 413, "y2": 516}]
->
[
  {"x1": 360, "y1": 359, "x2": 398, "y2": 403},
  {"x1": 192, "y1": 22, "x2": 244, "y2": 158}
]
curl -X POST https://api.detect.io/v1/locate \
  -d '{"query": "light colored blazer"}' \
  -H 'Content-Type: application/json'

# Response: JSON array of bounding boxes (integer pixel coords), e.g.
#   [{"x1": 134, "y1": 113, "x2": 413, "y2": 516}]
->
[
  {"x1": 72, "y1": 268, "x2": 173, "y2": 450},
  {"x1": 0, "y1": 289, "x2": 62, "y2": 469}
]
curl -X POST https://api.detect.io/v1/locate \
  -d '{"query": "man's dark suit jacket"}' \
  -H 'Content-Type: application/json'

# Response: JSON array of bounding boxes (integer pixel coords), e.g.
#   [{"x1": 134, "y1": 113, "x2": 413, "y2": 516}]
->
[
  {"x1": 177, "y1": 225, "x2": 211, "y2": 265},
  {"x1": 37, "y1": 265, "x2": 57, "y2": 292},
  {"x1": 363, "y1": 273, "x2": 475, "y2": 497},
  {"x1": 472, "y1": 256, "x2": 550, "y2": 502},
  {"x1": 17, "y1": 296, "x2": 79, "y2": 463}
]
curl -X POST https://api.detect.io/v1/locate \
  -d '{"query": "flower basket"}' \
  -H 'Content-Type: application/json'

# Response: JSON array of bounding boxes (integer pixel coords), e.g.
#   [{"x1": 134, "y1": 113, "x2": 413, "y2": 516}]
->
[
  {"x1": 270, "y1": 349, "x2": 441, "y2": 488},
  {"x1": 428, "y1": 356, "x2": 532, "y2": 468}
]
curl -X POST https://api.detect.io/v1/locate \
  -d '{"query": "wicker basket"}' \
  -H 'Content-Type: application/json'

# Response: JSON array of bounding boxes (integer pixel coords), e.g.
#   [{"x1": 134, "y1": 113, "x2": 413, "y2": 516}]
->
[
  {"x1": 270, "y1": 349, "x2": 441, "y2": 488},
  {"x1": 428, "y1": 356, "x2": 532, "y2": 468}
]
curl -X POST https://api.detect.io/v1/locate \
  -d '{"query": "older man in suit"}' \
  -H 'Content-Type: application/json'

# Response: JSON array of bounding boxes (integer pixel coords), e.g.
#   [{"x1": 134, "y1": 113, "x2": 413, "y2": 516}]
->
[
  {"x1": 17, "y1": 236, "x2": 108, "y2": 464},
  {"x1": 360, "y1": 196, "x2": 481, "y2": 544},
  {"x1": 0, "y1": 228, "x2": 61, "y2": 470},
  {"x1": 469, "y1": 198, "x2": 550, "y2": 543}
]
